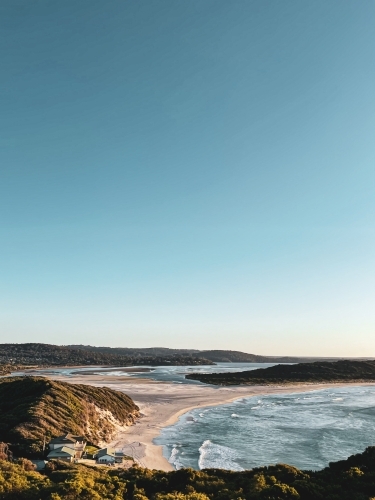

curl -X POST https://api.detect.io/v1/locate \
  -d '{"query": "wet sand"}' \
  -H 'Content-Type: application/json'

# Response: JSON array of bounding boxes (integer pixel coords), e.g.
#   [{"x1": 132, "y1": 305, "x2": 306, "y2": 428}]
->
[{"x1": 40, "y1": 370, "x2": 375, "y2": 471}]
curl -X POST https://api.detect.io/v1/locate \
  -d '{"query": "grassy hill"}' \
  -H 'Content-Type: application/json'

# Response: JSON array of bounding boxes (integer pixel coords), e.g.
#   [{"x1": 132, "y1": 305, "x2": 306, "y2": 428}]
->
[
  {"x1": 0, "y1": 343, "x2": 214, "y2": 368},
  {"x1": 0, "y1": 377, "x2": 139, "y2": 457},
  {"x1": 185, "y1": 359, "x2": 375, "y2": 385},
  {"x1": 1, "y1": 445, "x2": 375, "y2": 499}
]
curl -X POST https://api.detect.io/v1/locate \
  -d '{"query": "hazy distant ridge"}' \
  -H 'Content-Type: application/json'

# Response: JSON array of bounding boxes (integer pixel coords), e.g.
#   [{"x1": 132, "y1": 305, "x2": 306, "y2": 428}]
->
[
  {"x1": 67, "y1": 345, "x2": 351, "y2": 364},
  {"x1": 0, "y1": 343, "x2": 214, "y2": 367}
]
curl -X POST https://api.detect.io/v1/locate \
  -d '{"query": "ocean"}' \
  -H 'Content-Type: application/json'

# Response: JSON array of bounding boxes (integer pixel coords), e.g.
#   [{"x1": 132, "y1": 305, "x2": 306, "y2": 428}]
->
[{"x1": 154, "y1": 385, "x2": 375, "y2": 471}]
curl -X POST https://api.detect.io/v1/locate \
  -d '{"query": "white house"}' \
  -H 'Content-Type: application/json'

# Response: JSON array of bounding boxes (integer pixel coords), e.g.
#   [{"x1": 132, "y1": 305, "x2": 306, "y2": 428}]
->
[
  {"x1": 49, "y1": 433, "x2": 86, "y2": 451},
  {"x1": 48, "y1": 433, "x2": 86, "y2": 459}
]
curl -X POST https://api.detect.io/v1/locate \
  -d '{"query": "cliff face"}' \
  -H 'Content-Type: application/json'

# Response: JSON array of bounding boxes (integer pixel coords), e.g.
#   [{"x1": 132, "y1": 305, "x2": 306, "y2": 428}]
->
[{"x1": 0, "y1": 377, "x2": 139, "y2": 456}]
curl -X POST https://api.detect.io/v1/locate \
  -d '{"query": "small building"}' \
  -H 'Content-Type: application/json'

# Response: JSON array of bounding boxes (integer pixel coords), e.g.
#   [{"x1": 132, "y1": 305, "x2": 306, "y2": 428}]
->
[
  {"x1": 96, "y1": 448, "x2": 116, "y2": 464},
  {"x1": 49, "y1": 433, "x2": 86, "y2": 451},
  {"x1": 47, "y1": 446, "x2": 75, "y2": 463},
  {"x1": 114, "y1": 451, "x2": 124, "y2": 464},
  {"x1": 48, "y1": 433, "x2": 86, "y2": 458}
]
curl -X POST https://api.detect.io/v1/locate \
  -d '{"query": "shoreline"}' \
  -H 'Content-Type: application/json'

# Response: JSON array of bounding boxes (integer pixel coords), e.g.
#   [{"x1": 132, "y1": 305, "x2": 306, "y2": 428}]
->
[{"x1": 37, "y1": 370, "x2": 375, "y2": 471}]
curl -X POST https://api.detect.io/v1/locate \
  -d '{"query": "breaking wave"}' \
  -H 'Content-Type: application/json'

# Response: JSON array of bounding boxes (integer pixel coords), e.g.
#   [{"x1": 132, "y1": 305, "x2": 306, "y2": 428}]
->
[
  {"x1": 155, "y1": 386, "x2": 375, "y2": 472},
  {"x1": 198, "y1": 440, "x2": 244, "y2": 471}
]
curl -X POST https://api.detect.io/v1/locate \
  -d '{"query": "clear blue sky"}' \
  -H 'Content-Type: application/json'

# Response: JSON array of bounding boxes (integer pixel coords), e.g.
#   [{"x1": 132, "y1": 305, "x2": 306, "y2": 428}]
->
[{"x1": 1, "y1": 1, "x2": 374, "y2": 355}]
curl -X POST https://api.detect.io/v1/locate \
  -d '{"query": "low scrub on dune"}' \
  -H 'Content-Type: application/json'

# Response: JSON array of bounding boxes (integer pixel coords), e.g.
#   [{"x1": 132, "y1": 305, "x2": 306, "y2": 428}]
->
[{"x1": 0, "y1": 377, "x2": 139, "y2": 456}]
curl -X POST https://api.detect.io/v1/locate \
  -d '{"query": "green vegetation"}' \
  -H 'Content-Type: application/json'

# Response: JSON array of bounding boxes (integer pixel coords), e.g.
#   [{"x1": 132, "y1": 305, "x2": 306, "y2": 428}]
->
[
  {"x1": 84, "y1": 446, "x2": 100, "y2": 459},
  {"x1": 0, "y1": 377, "x2": 139, "y2": 457},
  {"x1": 1, "y1": 446, "x2": 375, "y2": 499},
  {"x1": 0, "y1": 343, "x2": 214, "y2": 368},
  {"x1": 186, "y1": 359, "x2": 375, "y2": 385},
  {"x1": 0, "y1": 365, "x2": 32, "y2": 376},
  {"x1": 0, "y1": 365, "x2": 13, "y2": 376},
  {"x1": 68, "y1": 345, "x2": 333, "y2": 364}
]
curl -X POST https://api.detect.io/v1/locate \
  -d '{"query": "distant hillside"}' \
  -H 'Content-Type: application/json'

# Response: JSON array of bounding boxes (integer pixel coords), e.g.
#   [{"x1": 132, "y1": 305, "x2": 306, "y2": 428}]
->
[
  {"x1": 67, "y1": 345, "x2": 328, "y2": 363},
  {"x1": 186, "y1": 359, "x2": 375, "y2": 385},
  {"x1": 0, "y1": 377, "x2": 139, "y2": 457},
  {"x1": 0, "y1": 343, "x2": 214, "y2": 368},
  {"x1": 68, "y1": 344, "x2": 201, "y2": 357},
  {"x1": 193, "y1": 350, "x2": 311, "y2": 363}
]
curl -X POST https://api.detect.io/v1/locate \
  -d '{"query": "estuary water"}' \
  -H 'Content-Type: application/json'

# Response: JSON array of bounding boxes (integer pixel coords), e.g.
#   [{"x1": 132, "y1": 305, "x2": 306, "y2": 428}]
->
[
  {"x1": 22, "y1": 362, "x2": 278, "y2": 384},
  {"x1": 154, "y1": 385, "x2": 375, "y2": 471}
]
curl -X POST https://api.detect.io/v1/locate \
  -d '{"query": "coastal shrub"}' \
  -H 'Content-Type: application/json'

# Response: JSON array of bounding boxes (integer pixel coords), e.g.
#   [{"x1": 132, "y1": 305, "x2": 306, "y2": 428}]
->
[
  {"x1": 1, "y1": 447, "x2": 375, "y2": 499},
  {"x1": 186, "y1": 359, "x2": 375, "y2": 385},
  {"x1": 0, "y1": 377, "x2": 139, "y2": 457},
  {"x1": 155, "y1": 493, "x2": 210, "y2": 499}
]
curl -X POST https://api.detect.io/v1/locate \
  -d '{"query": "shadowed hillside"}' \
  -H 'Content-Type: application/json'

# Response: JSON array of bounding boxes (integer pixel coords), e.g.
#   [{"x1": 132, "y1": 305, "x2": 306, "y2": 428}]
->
[
  {"x1": 0, "y1": 377, "x2": 139, "y2": 457},
  {"x1": 185, "y1": 359, "x2": 375, "y2": 385},
  {"x1": 0, "y1": 343, "x2": 214, "y2": 368}
]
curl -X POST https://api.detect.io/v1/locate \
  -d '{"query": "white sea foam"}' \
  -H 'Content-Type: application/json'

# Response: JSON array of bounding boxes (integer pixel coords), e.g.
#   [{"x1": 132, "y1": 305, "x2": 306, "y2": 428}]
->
[
  {"x1": 169, "y1": 446, "x2": 178, "y2": 463},
  {"x1": 169, "y1": 445, "x2": 184, "y2": 470},
  {"x1": 198, "y1": 440, "x2": 244, "y2": 471},
  {"x1": 155, "y1": 385, "x2": 375, "y2": 472}
]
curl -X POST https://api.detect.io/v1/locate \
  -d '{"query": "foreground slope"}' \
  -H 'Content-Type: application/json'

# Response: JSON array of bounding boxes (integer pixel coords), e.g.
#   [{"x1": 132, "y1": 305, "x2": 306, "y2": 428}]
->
[
  {"x1": 1, "y1": 446, "x2": 375, "y2": 499},
  {"x1": 186, "y1": 359, "x2": 375, "y2": 385},
  {"x1": 0, "y1": 377, "x2": 139, "y2": 456}
]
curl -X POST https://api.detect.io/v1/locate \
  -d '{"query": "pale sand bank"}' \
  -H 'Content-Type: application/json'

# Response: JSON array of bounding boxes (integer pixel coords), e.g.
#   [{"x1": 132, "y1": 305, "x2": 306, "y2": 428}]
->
[{"x1": 42, "y1": 372, "x2": 375, "y2": 471}]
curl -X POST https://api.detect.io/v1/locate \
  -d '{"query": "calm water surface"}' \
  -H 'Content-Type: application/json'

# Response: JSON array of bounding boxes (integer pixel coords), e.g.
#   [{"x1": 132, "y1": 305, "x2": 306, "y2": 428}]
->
[{"x1": 19, "y1": 362, "x2": 278, "y2": 384}]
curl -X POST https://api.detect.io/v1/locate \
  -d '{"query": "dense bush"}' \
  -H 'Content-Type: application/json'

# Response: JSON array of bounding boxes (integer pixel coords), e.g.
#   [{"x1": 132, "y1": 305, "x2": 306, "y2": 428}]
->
[
  {"x1": 186, "y1": 359, "x2": 375, "y2": 385},
  {"x1": 1, "y1": 446, "x2": 375, "y2": 499}
]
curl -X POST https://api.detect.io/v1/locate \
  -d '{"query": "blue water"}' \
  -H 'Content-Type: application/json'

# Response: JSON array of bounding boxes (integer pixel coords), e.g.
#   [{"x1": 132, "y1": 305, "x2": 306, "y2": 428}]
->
[
  {"x1": 17, "y1": 362, "x2": 279, "y2": 384},
  {"x1": 155, "y1": 385, "x2": 375, "y2": 471}
]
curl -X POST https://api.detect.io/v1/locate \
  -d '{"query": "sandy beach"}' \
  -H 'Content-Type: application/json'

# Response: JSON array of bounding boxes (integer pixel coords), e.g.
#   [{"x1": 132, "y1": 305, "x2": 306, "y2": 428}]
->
[{"x1": 38, "y1": 369, "x2": 375, "y2": 471}]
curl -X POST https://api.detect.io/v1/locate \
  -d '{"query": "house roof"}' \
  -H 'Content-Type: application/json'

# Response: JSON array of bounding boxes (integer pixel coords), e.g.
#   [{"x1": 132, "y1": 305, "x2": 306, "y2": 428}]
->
[
  {"x1": 47, "y1": 446, "x2": 75, "y2": 458},
  {"x1": 97, "y1": 448, "x2": 115, "y2": 458},
  {"x1": 49, "y1": 433, "x2": 85, "y2": 444}
]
